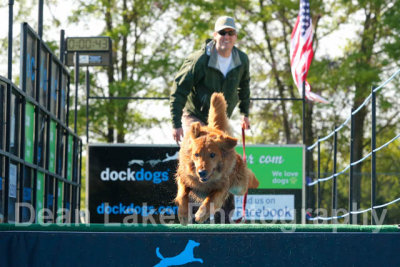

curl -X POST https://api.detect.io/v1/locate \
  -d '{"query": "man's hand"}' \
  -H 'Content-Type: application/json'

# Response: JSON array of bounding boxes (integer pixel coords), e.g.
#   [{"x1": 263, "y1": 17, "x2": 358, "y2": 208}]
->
[
  {"x1": 173, "y1": 128, "x2": 184, "y2": 145},
  {"x1": 242, "y1": 116, "x2": 250, "y2": 130}
]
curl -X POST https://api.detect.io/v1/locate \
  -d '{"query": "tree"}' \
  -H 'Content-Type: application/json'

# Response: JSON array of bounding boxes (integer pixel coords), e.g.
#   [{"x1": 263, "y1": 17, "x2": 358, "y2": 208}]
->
[
  {"x1": 69, "y1": 0, "x2": 180, "y2": 143},
  {"x1": 324, "y1": 0, "x2": 400, "y2": 220}
]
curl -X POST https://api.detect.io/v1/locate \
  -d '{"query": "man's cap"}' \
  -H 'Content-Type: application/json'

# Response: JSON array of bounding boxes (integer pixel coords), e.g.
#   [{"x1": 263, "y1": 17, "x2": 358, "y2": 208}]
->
[{"x1": 214, "y1": 16, "x2": 237, "y2": 32}]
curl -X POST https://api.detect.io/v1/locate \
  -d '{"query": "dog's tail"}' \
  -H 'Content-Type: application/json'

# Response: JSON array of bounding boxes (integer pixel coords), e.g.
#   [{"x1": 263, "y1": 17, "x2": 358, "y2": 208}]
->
[
  {"x1": 208, "y1": 93, "x2": 229, "y2": 133},
  {"x1": 156, "y1": 247, "x2": 164, "y2": 259}
]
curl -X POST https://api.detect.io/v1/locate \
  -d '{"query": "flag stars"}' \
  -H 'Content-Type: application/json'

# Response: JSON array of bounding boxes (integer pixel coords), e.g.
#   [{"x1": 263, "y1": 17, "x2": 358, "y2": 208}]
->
[
  {"x1": 300, "y1": 0, "x2": 311, "y2": 35},
  {"x1": 291, "y1": 0, "x2": 326, "y2": 103},
  {"x1": 301, "y1": 0, "x2": 310, "y2": 7}
]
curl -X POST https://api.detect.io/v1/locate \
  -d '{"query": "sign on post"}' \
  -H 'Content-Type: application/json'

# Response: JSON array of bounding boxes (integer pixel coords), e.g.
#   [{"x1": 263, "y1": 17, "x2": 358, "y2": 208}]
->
[
  {"x1": 24, "y1": 103, "x2": 35, "y2": 163},
  {"x1": 88, "y1": 145, "x2": 180, "y2": 224},
  {"x1": 235, "y1": 145, "x2": 303, "y2": 189},
  {"x1": 64, "y1": 37, "x2": 112, "y2": 67},
  {"x1": 233, "y1": 145, "x2": 305, "y2": 223},
  {"x1": 88, "y1": 144, "x2": 304, "y2": 224}
]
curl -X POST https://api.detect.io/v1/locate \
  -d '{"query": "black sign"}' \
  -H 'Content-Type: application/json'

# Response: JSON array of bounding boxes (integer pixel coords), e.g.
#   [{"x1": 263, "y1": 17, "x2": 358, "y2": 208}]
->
[
  {"x1": 65, "y1": 51, "x2": 112, "y2": 67},
  {"x1": 65, "y1": 37, "x2": 112, "y2": 67},
  {"x1": 66, "y1": 37, "x2": 111, "y2": 52},
  {"x1": 21, "y1": 23, "x2": 38, "y2": 98},
  {"x1": 88, "y1": 145, "x2": 180, "y2": 223}
]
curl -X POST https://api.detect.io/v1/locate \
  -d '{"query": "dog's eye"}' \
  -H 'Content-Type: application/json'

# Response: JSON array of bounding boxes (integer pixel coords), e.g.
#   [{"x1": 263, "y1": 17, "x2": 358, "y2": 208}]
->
[
  {"x1": 210, "y1": 152, "x2": 215, "y2": 158},
  {"x1": 194, "y1": 153, "x2": 199, "y2": 157}
]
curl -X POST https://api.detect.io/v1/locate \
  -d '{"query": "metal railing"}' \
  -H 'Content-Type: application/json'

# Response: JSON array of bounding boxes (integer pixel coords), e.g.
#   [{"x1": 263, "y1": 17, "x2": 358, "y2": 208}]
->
[
  {"x1": 306, "y1": 69, "x2": 400, "y2": 224},
  {"x1": 0, "y1": 18, "x2": 82, "y2": 223}
]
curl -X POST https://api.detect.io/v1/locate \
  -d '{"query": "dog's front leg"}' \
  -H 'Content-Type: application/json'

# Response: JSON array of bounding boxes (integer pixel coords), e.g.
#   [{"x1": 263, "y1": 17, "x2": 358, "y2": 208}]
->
[
  {"x1": 195, "y1": 190, "x2": 226, "y2": 223},
  {"x1": 175, "y1": 179, "x2": 190, "y2": 225}
]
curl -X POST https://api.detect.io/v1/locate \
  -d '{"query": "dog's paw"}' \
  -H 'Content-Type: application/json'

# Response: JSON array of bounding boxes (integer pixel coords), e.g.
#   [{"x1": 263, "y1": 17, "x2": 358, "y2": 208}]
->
[
  {"x1": 178, "y1": 215, "x2": 189, "y2": 226},
  {"x1": 178, "y1": 208, "x2": 189, "y2": 226},
  {"x1": 194, "y1": 206, "x2": 210, "y2": 224}
]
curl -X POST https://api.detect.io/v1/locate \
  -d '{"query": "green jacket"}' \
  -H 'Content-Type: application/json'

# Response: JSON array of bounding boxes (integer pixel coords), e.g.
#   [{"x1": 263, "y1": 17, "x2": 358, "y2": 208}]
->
[{"x1": 170, "y1": 39, "x2": 250, "y2": 128}]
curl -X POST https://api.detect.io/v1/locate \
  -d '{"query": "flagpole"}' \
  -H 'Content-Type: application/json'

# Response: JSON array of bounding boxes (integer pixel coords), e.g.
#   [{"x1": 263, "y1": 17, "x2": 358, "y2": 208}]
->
[
  {"x1": 302, "y1": 80, "x2": 306, "y2": 145},
  {"x1": 302, "y1": 80, "x2": 307, "y2": 225}
]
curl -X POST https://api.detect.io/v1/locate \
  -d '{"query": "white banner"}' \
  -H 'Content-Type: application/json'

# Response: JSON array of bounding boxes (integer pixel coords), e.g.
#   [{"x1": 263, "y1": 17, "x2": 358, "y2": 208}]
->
[{"x1": 233, "y1": 194, "x2": 295, "y2": 221}]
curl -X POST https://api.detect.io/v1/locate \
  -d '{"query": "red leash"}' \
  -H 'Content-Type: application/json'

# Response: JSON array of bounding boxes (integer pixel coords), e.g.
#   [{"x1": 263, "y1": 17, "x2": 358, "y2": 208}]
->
[{"x1": 235, "y1": 127, "x2": 248, "y2": 223}]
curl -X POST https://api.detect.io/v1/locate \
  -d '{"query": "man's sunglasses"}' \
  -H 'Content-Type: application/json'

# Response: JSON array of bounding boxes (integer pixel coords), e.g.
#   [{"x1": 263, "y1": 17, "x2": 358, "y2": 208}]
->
[{"x1": 218, "y1": 30, "x2": 236, "y2": 36}]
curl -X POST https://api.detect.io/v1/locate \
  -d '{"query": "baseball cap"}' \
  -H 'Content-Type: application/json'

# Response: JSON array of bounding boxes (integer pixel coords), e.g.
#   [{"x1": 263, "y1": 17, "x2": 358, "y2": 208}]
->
[{"x1": 214, "y1": 16, "x2": 237, "y2": 32}]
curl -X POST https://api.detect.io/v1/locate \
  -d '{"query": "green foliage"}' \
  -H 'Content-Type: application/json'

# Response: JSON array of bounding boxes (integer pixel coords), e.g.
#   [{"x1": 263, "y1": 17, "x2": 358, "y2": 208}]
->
[
  {"x1": 67, "y1": 0, "x2": 181, "y2": 143},
  {"x1": 80, "y1": 154, "x2": 87, "y2": 210}
]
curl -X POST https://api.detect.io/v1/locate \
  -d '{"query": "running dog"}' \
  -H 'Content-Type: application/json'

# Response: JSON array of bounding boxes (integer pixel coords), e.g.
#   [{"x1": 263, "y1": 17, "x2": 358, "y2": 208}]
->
[
  {"x1": 154, "y1": 240, "x2": 203, "y2": 267},
  {"x1": 174, "y1": 93, "x2": 259, "y2": 225}
]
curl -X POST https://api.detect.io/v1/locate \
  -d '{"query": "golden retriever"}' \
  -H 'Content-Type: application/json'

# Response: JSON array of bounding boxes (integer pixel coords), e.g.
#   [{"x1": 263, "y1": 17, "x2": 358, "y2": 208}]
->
[{"x1": 174, "y1": 93, "x2": 259, "y2": 225}]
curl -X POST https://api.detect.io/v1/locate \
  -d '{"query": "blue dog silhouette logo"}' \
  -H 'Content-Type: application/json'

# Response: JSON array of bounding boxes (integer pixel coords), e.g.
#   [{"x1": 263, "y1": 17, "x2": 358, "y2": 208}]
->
[{"x1": 154, "y1": 240, "x2": 203, "y2": 266}]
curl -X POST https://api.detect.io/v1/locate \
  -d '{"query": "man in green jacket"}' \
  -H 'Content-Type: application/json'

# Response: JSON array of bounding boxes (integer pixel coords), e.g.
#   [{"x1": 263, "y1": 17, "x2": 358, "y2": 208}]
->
[{"x1": 170, "y1": 16, "x2": 251, "y2": 144}]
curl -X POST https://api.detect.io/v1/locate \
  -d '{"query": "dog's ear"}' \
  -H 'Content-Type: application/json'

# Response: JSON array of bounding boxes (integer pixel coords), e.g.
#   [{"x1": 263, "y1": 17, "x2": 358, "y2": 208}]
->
[
  {"x1": 220, "y1": 135, "x2": 238, "y2": 150},
  {"x1": 190, "y1": 122, "x2": 202, "y2": 139}
]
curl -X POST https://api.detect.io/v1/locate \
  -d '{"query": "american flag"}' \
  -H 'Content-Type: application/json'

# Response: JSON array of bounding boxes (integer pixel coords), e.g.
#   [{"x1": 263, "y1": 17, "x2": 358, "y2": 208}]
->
[{"x1": 290, "y1": 0, "x2": 328, "y2": 104}]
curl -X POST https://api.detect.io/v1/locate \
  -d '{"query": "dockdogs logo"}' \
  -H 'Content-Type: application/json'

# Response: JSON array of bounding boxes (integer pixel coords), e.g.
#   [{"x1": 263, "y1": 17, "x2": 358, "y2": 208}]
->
[
  {"x1": 154, "y1": 240, "x2": 203, "y2": 267},
  {"x1": 99, "y1": 152, "x2": 179, "y2": 184},
  {"x1": 128, "y1": 152, "x2": 178, "y2": 167},
  {"x1": 100, "y1": 168, "x2": 169, "y2": 184}
]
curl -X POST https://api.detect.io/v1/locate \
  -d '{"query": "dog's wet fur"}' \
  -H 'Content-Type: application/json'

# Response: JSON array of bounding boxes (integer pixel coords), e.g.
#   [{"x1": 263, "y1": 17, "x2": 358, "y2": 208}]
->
[{"x1": 175, "y1": 93, "x2": 259, "y2": 225}]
